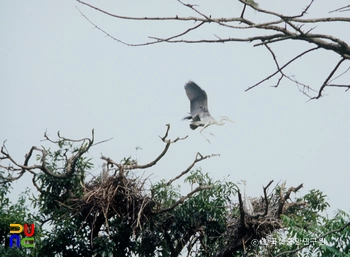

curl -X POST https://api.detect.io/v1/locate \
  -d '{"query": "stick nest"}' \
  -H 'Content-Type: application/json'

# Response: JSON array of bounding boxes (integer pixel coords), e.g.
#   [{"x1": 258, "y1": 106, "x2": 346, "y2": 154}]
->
[{"x1": 72, "y1": 171, "x2": 154, "y2": 236}]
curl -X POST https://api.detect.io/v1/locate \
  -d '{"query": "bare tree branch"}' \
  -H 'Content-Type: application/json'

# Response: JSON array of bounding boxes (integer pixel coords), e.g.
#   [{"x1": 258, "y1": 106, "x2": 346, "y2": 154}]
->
[
  {"x1": 154, "y1": 185, "x2": 212, "y2": 214},
  {"x1": 241, "y1": 180, "x2": 274, "y2": 220},
  {"x1": 312, "y1": 57, "x2": 347, "y2": 99},
  {"x1": 166, "y1": 152, "x2": 219, "y2": 186},
  {"x1": 76, "y1": 0, "x2": 350, "y2": 98},
  {"x1": 149, "y1": 21, "x2": 206, "y2": 43},
  {"x1": 101, "y1": 124, "x2": 188, "y2": 172},
  {"x1": 0, "y1": 130, "x2": 94, "y2": 181},
  {"x1": 330, "y1": 5, "x2": 350, "y2": 13},
  {"x1": 277, "y1": 183, "x2": 304, "y2": 216},
  {"x1": 245, "y1": 47, "x2": 319, "y2": 92}
]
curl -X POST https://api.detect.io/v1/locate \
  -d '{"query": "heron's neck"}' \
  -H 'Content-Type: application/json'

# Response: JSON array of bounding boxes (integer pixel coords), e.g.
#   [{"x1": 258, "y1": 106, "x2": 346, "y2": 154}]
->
[{"x1": 217, "y1": 119, "x2": 226, "y2": 125}]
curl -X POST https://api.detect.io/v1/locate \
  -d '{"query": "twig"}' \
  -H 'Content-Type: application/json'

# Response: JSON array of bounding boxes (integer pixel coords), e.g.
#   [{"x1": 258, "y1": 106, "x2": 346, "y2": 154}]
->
[
  {"x1": 166, "y1": 152, "x2": 219, "y2": 186},
  {"x1": 329, "y1": 5, "x2": 350, "y2": 13},
  {"x1": 311, "y1": 57, "x2": 347, "y2": 99},
  {"x1": 153, "y1": 186, "x2": 212, "y2": 214},
  {"x1": 177, "y1": 0, "x2": 211, "y2": 21},
  {"x1": 245, "y1": 47, "x2": 319, "y2": 92},
  {"x1": 101, "y1": 124, "x2": 188, "y2": 171},
  {"x1": 149, "y1": 21, "x2": 206, "y2": 42}
]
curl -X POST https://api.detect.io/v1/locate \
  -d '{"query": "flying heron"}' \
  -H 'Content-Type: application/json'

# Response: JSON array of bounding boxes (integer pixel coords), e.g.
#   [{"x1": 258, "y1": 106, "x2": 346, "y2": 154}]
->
[{"x1": 183, "y1": 81, "x2": 232, "y2": 139}]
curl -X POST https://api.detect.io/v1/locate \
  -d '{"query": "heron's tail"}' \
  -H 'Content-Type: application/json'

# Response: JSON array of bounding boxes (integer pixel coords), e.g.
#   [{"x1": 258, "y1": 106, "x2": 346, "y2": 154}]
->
[{"x1": 182, "y1": 116, "x2": 192, "y2": 120}]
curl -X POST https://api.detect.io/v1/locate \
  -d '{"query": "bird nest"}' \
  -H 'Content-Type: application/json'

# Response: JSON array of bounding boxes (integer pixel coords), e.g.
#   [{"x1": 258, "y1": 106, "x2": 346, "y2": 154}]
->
[
  {"x1": 71, "y1": 170, "x2": 154, "y2": 239},
  {"x1": 243, "y1": 196, "x2": 283, "y2": 237},
  {"x1": 215, "y1": 181, "x2": 306, "y2": 256}
]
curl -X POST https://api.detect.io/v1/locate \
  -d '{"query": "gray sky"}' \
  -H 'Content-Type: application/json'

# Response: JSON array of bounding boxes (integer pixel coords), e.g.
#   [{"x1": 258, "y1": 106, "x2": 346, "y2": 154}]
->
[{"x1": 1, "y1": 0, "x2": 349, "y2": 215}]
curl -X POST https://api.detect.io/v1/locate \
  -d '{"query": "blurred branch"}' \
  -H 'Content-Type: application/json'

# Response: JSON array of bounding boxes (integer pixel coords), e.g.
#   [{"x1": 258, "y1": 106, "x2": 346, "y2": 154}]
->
[{"x1": 330, "y1": 5, "x2": 350, "y2": 13}]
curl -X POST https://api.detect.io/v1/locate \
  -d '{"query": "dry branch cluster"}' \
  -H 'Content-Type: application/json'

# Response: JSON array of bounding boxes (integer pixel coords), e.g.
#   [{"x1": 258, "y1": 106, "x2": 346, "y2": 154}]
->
[
  {"x1": 76, "y1": 0, "x2": 350, "y2": 99},
  {"x1": 74, "y1": 171, "x2": 154, "y2": 242},
  {"x1": 0, "y1": 131, "x2": 94, "y2": 182}
]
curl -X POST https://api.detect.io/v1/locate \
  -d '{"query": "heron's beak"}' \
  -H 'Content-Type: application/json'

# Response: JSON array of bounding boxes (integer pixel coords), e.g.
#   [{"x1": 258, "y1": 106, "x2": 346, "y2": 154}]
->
[{"x1": 223, "y1": 117, "x2": 234, "y2": 123}]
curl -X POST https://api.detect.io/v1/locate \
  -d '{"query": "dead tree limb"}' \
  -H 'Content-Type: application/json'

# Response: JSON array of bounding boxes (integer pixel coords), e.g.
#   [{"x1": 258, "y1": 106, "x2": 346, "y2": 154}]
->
[
  {"x1": 76, "y1": 0, "x2": 350, "y2": 99},
  {"x1": 0, "y1": 130, "x2": 94, "y2": 181},
  {"x1": 277, "y1": 183, "x2": 304, "y2": 216},
  {"x1": 101, "y1": 124, "x2": 188, "y2": 173},
  {"x1": 166, "y1": 152, "x2": 219, "y2": 186}
]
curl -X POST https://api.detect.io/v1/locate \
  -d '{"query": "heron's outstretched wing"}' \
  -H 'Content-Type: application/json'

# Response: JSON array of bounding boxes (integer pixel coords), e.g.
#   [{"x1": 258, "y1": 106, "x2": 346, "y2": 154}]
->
[{"x1": 185, "y1": 81, "x2": 211, "y2": 120}]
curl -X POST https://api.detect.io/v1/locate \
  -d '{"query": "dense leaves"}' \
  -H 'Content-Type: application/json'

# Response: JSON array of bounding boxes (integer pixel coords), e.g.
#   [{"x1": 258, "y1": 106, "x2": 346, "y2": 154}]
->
[
  {"x1": 1, "y1": 134, "x2": 349, "y2": 257},
  {"x1": 0, "y1": 175, "x2": 42, "y2": 257}
]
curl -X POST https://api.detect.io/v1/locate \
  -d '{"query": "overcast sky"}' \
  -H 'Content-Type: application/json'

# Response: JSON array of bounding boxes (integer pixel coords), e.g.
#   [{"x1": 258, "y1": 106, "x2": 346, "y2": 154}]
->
[{"x1": 1, "y1": 0, "x2": 349, "y2": 215}]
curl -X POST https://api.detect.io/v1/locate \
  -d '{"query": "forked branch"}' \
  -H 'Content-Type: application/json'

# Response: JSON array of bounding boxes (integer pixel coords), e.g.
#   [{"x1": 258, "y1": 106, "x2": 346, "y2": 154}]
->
[
  {"x1": 101, "y1": 124, "x2": 188, "y2": 173},
  {"x1": 0, "y1": 130, "x2": 95, "y2": 181}
]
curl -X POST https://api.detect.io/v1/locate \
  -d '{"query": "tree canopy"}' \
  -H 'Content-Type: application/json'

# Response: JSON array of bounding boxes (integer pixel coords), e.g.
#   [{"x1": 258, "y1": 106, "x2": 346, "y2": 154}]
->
[
  {"x1": 1, "y1": 126, "x2": 349, "y2": 256},
  {"x1": 1, "y1": 1, "x2": 350, "y2": 256}
]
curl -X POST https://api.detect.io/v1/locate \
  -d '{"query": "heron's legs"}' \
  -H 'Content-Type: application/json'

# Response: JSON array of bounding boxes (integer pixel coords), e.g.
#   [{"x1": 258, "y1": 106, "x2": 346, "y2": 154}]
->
[
  {"x1": 202, "y1": 130, "x2": 215, "y2": 137},
  {"x1": 199, "y1": 124, "x2": 215, "y2": 143},
  {"x1": 200, "y1": 132, "x2": 211, "y2": 144},
  {"x1": 200, "y1": 125, "x2": 215, "y2": 137}
]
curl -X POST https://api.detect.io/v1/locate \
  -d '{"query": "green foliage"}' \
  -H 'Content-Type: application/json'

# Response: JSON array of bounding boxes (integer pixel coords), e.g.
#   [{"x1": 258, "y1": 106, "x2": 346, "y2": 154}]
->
[
  {"x1": 151, "y1": 179, "x2": 181, "y2": 208},
  {"x1": 1, "y1": 139, "x2": 349, "y2": 257},
  {"x1": 0, "y1": 174, "x2": 42, "y2": 257},
  {"x1": 261, "y1": 189, "x2": 350, "y2": 257},
  {"x1": 33, "y1": 139, "x2": 93, "y2": 217},
  {"x1": 31, "y1": 140, "x2": 94, "y2": 255},
  {"x1": 39, "y1": 217, "x2": 91, "y2": 257},
  {"x1": 318, "y1": 210, "x2": 350, "y2": 257},
  {"x1": 147, "y1": 169, "x2": 238, "y2": 256}
]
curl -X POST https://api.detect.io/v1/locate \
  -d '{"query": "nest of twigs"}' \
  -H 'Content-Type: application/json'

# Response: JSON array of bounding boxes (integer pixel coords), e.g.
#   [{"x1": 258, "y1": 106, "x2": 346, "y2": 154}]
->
[
  {"x1": 220, "y1": 198, "x2": 281, "y2": 254},
  {"x1": 215, "y1": 181, "x2": 305, "y2": 256},
  {"x1": 247, "y1": 195, "x2": 283, "y2": 235},
  {"x1": 72, "y1": 171, "x2": 154, "y2": 239}
]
